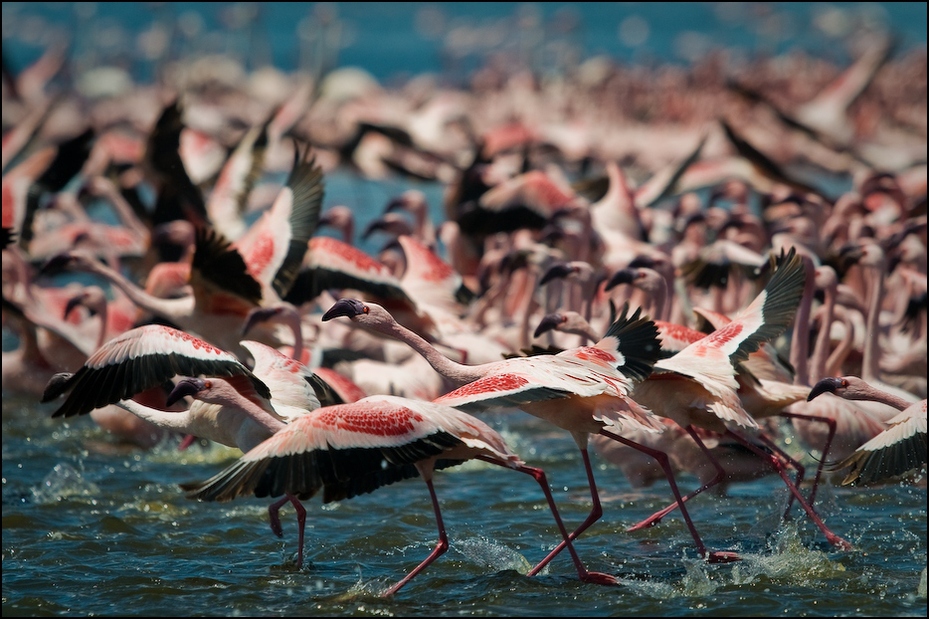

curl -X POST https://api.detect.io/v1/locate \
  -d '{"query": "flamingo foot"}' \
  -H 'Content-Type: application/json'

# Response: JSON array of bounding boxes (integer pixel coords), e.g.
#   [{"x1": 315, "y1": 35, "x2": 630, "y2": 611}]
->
[
  {"x1": 581, "y1": 571, "x2": 620, "y2": 586},
  {"x1": 828, "y1": 535, "x2": 853, "y2": 551},
  {"x1": 706, "y1": 551, "x2": 741, "y2": 564}
]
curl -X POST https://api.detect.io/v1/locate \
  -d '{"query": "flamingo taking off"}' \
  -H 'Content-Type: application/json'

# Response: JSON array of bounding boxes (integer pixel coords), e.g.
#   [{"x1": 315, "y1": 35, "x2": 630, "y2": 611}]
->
[
  {"x1": 179, "y1": 394, "x2": 618, "y2": 595},
  {"x1": 322, "y1": 297, "x2": 741, "y2": 564},
  {"x1": 808, "y1": 376, "x2": 927, "y2": 485},
  {"x1": 40, "y1": 323, "x2": 328, "y2": 567}
]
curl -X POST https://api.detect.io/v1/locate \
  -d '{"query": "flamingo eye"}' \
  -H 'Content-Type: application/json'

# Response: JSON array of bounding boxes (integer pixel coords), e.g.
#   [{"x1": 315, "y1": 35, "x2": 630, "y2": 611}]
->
[
  {"x1": 840, "y1": 379, "x2": 848, "y2": 388},
  {"x1": 204, "y1": 380, "x2": 212, "y2": 389},
  {"x1": 363, "y1": 306, "x2": 369, "y2": 314}
]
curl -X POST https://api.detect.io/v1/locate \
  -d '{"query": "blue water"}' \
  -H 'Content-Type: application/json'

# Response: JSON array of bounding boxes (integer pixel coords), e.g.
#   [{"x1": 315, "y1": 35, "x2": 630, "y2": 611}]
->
[{"x1": 3, "y1": 3, "x2": 927, "y2": 84}]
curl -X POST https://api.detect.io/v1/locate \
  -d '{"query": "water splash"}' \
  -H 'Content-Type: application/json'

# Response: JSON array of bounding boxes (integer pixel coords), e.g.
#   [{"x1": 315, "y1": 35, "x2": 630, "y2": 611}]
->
[
  {"x1": 31, "y1": 462, "x2": 100, "y2": 504},
  {"x1": 730, "y1": 521, "x2": 847, "y2": 586},
  {"x1": 453, "y1": 536, "x2": 532, "y2": 574}
]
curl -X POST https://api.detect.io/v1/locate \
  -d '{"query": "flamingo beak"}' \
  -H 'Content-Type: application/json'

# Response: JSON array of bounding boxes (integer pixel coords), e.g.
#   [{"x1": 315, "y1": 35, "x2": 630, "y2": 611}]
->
[
  {"x1": 39, "y1": 252, "x2": 76, "y2": 276},
  {"x1": 321, "y1": 298, "x2": 366, "y2": 321},
  {"x1": 384, "y1": 197, "x2": 405, "y2": 213},
  {"x1": 166, "y1": 377, "x2": 207, "y2": 407},
  {"x1": 807, "y1": 377, "x2": 843, "y2": 401},
  {"x1": 605, "y1": 268, "x2": 636, "y2": 291},
  {"x1": 539, "y1": 262, "x2": 574, "y2": 286},
  {"x1": 64, "y1": 294, "x2": 87, "y2": 320},
  {"x1": 242, "y1": 307, "x2": 280, "y2": 336},
  {"x1": 534, "y1": 313, "x2": 565, "y2": 338}
]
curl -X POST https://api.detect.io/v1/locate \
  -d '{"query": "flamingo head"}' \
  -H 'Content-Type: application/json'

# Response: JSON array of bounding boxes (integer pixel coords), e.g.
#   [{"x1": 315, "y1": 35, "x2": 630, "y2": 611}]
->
[
  {"x1": 605, "y1": 268, "x2": 636, "y2": 291},
  {"x1": 534, "y1": 312, "x2": 567, "y2": 338},
  {"x1": 539, "y1": 261, "x2": 576, "y2": 286},
  {"x1": 321, "y1": 298, "x2": 368, "y2": 322},
  {"x1": 807, "y1": 376, "x2": 844, "y2": 401},
  {"x1": 167, "y1": 377, "x2": 209, "y2": 407}
]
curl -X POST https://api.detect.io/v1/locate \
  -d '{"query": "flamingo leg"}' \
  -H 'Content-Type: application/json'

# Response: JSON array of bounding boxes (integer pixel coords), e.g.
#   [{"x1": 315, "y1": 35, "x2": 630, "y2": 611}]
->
[
  {"x1": 382, "y1": 477, "x2": 448, "y2": 597},
  {"x1": 779, "y1": 411, "x2": 836, "y2": 507},
  {"x1": 626, "y1": 425, "x2": 727, "y2": 532},
  {"x1": 754, "y1": 428, "x2": 807, "y2": 518},
  {"x1": 268, "y1": 495, "x2": 290, "y2": 538},
  {"x1": 726, "y1": 429, "x2": 852, "y2": 550},
  {"x1": 526, "y1": 447, "x2": 603, "y2": 576},
  {"x1": 473, "y1": 455, "x2": 617, "y2": 586},
  {"x1": 601, "y1": 429, "x2": 740, "y2": 564},
  {"x1": 267, "y1": 494, "x2": 308, "y2": 568}
]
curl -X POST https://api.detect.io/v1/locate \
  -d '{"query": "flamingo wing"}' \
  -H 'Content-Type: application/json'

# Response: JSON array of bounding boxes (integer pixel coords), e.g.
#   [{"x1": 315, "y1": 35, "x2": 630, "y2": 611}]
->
[
  {"x1": 234, "y1": 144, "x2": 325, "y2": 300},
  {"x1": 42, "y1": 324, "x2": 269, "y2": 418},
  {"x1": 180, "y1": 396, "x2": 500, "y2": 503},
  {"x1": 239, "y1": 340, "x2": 321, "y2": 421},
  {"x1": 829, "y1": 400, "x2": 927, "y2": 485}
]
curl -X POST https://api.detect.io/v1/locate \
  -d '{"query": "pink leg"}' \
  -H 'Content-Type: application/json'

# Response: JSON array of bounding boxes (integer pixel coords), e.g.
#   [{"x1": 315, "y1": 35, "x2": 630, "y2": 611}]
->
[
  {"x1": 381, "y1": 477, "x2": 448, "y2": 597},
  {"x1": 526, "y1": 447, "x2": 603, "y2": 576},
  {"x1": 754, "y1": 429, "x2": 806, "y2": 518},
  {"x1": 626, "y1": 425, "x2": 727, "y2": 532},
  {"x1": 267, "y1": 494, "x2": 307, "y2": 568},
  {"x1": 474, "y1": 455, "x2": 617, "y2": 586},
  {"x1": 779, "y1": 411, "x2": 836, "y2": 507},
  {"x1": 178, "y1": 434, "x2": 197, "y2": 451},
  {"x1": 726, "y1": 429, "x2": 852, "y2": 550},
  {"x1": 599, "y1": 429, "x2": 740, "y2": 564}
]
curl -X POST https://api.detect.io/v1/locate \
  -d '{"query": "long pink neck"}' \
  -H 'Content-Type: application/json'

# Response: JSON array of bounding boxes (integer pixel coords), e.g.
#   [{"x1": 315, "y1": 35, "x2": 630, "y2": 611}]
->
[
  {"x1": 808, "y1": 282, "x2": 836, "y2": 381},
  {"x1": 81, "y1": 259, "x2": 194, "y2": 325},
  {"x1": 790, "y1": 255, "x2": 816, "y2": 386},
  {"x1": 861, "y1": 263, "x2": 884, "y2": 383},
  {"x1": 380, "y1": 316, "x2": 486, "y2": 386}
]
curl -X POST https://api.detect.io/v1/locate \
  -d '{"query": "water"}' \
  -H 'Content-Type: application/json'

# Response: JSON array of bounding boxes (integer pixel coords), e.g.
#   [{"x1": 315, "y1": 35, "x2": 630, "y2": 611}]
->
[
  {"x1": 3, "y1": 390, "x2": 926, "y2": 616},
  {"x1": 3, "y1": 2, "x2": 927, "y2": 616}
]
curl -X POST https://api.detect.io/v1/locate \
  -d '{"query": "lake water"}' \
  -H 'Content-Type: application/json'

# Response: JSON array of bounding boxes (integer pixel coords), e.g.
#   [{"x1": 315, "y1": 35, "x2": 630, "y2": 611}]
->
[{"x1": 3, "y1": 2, "x2": 927, "y2": 617}]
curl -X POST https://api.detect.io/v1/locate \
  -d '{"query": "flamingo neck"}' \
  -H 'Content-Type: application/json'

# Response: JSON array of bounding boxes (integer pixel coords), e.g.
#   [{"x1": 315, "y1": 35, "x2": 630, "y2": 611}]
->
[
  {"x1": 861, "y1": 264, "x2": 884, "y2": 383},
  {"x1": 808, "y1": 283, "x2": 835, "y2": 382},
  {"x1": 824, "y1": 306, "x2": 855, "y2": 378},
  {"x1": 82, "y1": 259, "x2": 194, "y2": 324},
  {"x1": 381, "y1": 317, "x2": 485, "y2": 386},
  {"x1": 115, "y1": 399, "x2": 195, "y2": 433},
  {"x1": 852, "y1": 384, "x2": 914, "y2": 412},
  {"x1": 790, "y1": 256, "x2": 816, "y2": 386}
]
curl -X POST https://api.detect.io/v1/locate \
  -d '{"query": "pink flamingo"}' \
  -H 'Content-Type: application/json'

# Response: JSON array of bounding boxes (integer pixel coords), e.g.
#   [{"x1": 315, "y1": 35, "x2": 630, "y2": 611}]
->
[
  {"x1": 808, "y1": 376, "x2": 926, "y2": 485},
  {"x1": 41, "y1": 324, "x2": 325, "y2": 567},
  {"x1": 322, "y1": 297, "x2": 741, "y2": 564},
  {"x1": 180, "y1": 392, "x2": 617, "y2": 594}
]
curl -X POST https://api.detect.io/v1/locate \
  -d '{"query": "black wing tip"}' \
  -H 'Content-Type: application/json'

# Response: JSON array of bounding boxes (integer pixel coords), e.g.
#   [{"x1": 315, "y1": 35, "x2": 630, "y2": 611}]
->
[{"x1": 603, "y1": 302, "x2": 662, "y2": 382}]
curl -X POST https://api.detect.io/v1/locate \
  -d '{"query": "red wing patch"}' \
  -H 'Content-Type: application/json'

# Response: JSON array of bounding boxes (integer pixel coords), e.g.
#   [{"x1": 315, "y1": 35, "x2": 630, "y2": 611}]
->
[
  {"x1": 440, "y1": 374, "x2": 530, "y2": 399},
  {"x1": 243, "y1": 233, "x2": 275, "y2": 280},
  {"x1": 699, "y1": 322, "x2": 743, "y2": 349},
  {"x1": 571, "y1": 347, "x2": 617, "y2": 364},
  {"x1": 171, "y1": 329, "x2": 226, "y2": 355},
  {"x1": 310, "y1": 237, "x2": 391, "y2": 275},
  {"x1": 315, "y1": 403, "x2": 422, "y2": 437}
]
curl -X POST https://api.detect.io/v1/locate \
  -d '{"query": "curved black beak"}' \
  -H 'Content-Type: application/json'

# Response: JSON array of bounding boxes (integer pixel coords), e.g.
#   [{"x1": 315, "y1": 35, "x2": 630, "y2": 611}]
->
[
  {"x1": 384, "y1": 196, "x2": 406, "y2": 213},
  {"x1": 807, "y1": 377, "x2": 842, "y2": 401},
  {"x1": 166, "y1": 377, "x2": 207, "y2": 407},
  {"x1": 321, "y1": 298, "x2": 366, "y2": 321},
  {"x1": 605, "y1": 268, "x2": 636, "y2": 291},
  {"x1": 539, "y1": 262, "x2": 574, "y2": 286},
  {"x1": 64, "y1": 294, "x2": 88, "y2": 320},
  {"x1": 39, "y1": 252, "x2": 76, "y2": 276},
  {"x1": 534, "y1": 313, "x2": 566, "y2": 338},
  {"x1": 242, "y1": 306, "x2": 282, "y2": 336}
]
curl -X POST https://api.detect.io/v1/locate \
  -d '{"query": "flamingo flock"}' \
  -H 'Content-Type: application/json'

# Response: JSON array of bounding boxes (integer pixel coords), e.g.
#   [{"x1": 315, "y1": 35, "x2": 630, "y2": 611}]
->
[{"x1": 3, "y1": 25, "x2": 927, "y2": 598}]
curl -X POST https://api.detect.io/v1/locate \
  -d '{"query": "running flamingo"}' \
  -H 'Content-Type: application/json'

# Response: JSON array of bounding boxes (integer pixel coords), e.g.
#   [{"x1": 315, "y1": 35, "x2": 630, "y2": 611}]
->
[
  {"x1": 40, "y1": 324, "x2": 324, "y2": 567},
  {"x1": 180, "y1": 393, "x2": 617, "y2": 595},
  {"x1": 322, "y1": 297, "x2": 740, "y2": 564}
]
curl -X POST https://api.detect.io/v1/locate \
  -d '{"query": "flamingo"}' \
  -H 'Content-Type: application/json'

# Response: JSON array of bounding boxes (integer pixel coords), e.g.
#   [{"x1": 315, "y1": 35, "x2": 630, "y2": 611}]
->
[
  {"x1": 40, "y1": 323, "x2": 326, "y2": 567},
  {"x1": 808, "y1": 376, "x2": 927, "y2": 485},
  {"x1": 322, "y1": 297, "x2": 741, "y2": 564},
  {"x1": 179, "y1": 393, "x2": 618, "y2": 594},
  {"x1": 624, "y1": 248, "x2": 852, "y2": 550}
]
